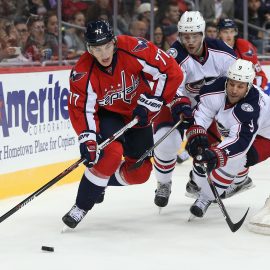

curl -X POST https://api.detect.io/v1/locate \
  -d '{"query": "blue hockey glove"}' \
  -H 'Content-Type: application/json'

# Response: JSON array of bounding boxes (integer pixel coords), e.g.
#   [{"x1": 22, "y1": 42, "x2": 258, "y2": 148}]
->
[{"x1": 170, "y1": 96, "x2": 194, "y2": 129}]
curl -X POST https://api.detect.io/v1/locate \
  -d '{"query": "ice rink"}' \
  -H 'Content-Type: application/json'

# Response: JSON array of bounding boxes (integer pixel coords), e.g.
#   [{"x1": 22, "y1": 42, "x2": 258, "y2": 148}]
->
[{"x1": 0, "y1": 159, "x2": 269, "y2": 270}]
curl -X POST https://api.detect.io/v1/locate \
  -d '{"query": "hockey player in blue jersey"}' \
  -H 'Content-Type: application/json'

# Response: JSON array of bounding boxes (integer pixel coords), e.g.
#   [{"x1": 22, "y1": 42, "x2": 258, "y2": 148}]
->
[
  {"x1": 152, "y1": 11, "x2": 238, "y2": 208},
  {"x1": 186, "y1": 59, "x2": 270, "y2": 218}
]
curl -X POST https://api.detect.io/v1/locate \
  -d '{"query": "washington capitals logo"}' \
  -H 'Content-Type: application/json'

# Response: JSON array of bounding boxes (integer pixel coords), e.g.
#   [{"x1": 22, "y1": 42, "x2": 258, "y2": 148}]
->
[
  {"x1": 132, "y1": 38, "x2": 148, "y2": 52},
  {"x1": 244, "y1": 49, "x2": 254, "y2": 57},
  {"x1": 70, "y1": 70, "x2": 87, "y2": 82}
]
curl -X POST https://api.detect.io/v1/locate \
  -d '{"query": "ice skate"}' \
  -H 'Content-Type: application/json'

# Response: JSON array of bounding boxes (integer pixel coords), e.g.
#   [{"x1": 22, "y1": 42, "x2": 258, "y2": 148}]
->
[
  {"x1": 221, "y1": 176, "x2": 254, "y2": 199},
  {"x1": 154, "y1": 181, "x2": 172, "y2": 209},
  {"x1": 185, "y1": 171, "x2": 201, "y2": 199},
  {"x1": 189, "y1": 195, "x2": 212, "y2": 218},
  {"x1": 62, "y1": 205, "x2": 88, "y2": 229}
]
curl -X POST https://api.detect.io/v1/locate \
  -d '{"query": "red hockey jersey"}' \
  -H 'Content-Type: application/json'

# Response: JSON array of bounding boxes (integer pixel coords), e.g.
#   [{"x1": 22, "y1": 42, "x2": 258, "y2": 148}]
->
[
  {"x1": 68, "y1": 35, "x2": 183, "y2": 135},
  {"x1": 234, "y1": 38, "x2": 268, "y2": 89}
]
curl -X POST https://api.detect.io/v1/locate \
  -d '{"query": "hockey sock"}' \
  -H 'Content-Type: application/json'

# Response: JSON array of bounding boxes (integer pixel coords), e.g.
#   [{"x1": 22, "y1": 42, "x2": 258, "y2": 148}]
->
[{"x1": 76, "y1": 174, "x2": 106, "y2": 211}]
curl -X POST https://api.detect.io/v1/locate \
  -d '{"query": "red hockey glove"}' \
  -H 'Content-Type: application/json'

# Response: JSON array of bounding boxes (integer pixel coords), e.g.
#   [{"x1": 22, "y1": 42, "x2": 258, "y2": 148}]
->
[
  {"x1": 170, "y1": 96, "x2": 194, "y2": 129},
  {"x1": 195, "y1": 147, "x2": 228, "y2": 173},
  {"x1": 185, "y1": 125, "x2": 209, "y2": 157},
  {"x1": 79, "y1": 130, "x2": 100, "y2": 167},
  {"x1": 132, "y1": 93, "x2": 164, "y2": 127}
]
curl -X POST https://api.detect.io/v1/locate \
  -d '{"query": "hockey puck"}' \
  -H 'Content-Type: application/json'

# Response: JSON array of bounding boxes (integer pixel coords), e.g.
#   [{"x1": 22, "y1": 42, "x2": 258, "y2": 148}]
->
[{"x1": 41, "y1": 246, "x2": 54, "y2": 252}]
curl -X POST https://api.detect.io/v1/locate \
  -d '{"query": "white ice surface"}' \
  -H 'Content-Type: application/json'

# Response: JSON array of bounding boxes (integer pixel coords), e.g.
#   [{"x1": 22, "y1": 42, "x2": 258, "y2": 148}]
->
[{"x1": 0, "y1": 159, "x2": 269, "y2": 270}]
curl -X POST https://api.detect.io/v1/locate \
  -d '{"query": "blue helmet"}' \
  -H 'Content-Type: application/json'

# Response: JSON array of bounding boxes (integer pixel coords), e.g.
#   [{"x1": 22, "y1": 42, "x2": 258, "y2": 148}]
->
[
  {"x1": 217, "y1": 19, "x2": 238, "y2": 31},
  {"x1": 85, "y1": 20, "x2": 114, "y2": 46}
]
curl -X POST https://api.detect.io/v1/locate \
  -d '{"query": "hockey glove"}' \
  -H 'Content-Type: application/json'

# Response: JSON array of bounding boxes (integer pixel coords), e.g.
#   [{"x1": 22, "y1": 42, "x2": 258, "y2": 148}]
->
[
  {"x1": 185, "y1": 125, "x2": 209, "y2": 158},
  {"x1": 132, "y1": 93, "x2": 164, "y2": 127},
  {"x1": 79, "y1": 130, "x2": 100, "y2": 167},
  {"x1": 195, "y1": 147, "x2": 227, "y2": 173},
  {"x1": 170, "y1": 96, "x2": 194, "y2": 130}
]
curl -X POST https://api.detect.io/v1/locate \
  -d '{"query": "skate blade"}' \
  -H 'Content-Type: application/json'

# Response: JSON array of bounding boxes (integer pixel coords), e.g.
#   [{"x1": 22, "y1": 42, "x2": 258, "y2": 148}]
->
[
  {"x1": 188, "y1": 214, "x2": 196, "y2": 222},
  {"x1": 61, "y1": 225, "x2": 70, "y2": 233},
  {"x1": 158, "y1": 207, "x2": 162, "y2": 215}
]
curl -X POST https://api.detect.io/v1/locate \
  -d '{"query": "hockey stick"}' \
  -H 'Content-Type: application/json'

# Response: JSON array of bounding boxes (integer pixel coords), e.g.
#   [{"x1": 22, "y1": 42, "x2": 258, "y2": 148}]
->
[
  {"x1": 0, "y1": 117, "x2": 138, "y2": 223},
  {"x1": 129, "y1": 119, "x2": 183, "y2": 170},
  {"x1": 201, "y1": 164, "x2": 249, "y2": 232}
]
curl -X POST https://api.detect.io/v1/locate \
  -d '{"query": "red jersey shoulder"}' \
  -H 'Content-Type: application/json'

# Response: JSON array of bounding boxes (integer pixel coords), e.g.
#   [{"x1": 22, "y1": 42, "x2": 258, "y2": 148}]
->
[
  {"x1": 70, "y1": 52, "x2": 93, "y2": 84},
  {"x1": 117, "y1": 35, "x2": 154, "y2": 56},
  {"x1": 235, "y1": 38, "x2": 257, "y2": 59}
]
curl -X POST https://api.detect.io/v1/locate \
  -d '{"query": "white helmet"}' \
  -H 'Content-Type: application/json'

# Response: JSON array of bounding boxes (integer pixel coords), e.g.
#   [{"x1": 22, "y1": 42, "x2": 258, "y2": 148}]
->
[
  {"x1": 177, "y1": 11, "x2": 205, "y2": 34},
  {"x1": 227, "y1": 59, "x2": 255, "y2": 84}
]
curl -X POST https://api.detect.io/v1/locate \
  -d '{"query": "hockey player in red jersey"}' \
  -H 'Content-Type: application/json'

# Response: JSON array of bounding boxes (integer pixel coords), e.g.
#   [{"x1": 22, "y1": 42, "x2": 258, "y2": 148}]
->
[
  {"x1": 218, "y1": 18, "x2": 268, "y2": 90},
  {"x1": 62, "y1": 20, "x2": 184, "y2": 228}
]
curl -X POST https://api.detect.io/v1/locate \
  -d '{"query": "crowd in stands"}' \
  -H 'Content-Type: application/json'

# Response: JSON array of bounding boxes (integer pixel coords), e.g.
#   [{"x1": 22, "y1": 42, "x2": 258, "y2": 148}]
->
[{"x1": 1, "y1": 0, "x2": 270, "y2": 65}]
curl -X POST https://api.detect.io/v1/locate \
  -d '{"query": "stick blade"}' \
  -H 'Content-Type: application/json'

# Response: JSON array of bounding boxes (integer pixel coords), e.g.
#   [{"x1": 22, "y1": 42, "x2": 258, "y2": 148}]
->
[{"x1": 228, "y1": 207, "x2": 250, "y2": 233}]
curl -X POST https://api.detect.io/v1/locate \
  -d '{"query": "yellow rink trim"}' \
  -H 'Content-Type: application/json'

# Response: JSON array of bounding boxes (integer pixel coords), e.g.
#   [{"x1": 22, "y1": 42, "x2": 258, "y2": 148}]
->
[{"x1": 0, "y1": 159, "x2": 85, "y2": 200}]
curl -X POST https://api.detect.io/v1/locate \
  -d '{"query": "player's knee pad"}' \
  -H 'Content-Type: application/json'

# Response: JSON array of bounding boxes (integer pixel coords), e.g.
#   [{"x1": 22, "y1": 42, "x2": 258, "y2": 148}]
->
[
  {"x1": 154, "y1": 127, "x2": 181, "y2": 158},
  {"x1": 93, "y1": 141, "x2": 123, "y2": 177},
  {"x1": 121, "y1": 157, "x2": 152, "y2": 185}
]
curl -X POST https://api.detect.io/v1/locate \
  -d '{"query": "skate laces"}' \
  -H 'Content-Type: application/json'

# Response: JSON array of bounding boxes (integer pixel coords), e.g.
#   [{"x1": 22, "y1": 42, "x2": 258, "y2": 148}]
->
[
  {"x1": 69, "y1": 205, "x2": 87, "y2": 222},
  {"x1": 195, "y1": 197, "x2": 211, "y2": 209},
  {"x1": 156, "y1": 182, "x2": 171, "y2": 197},
  {"x1": 226, "y1": 177, "x2": 250, "y2": 195}
]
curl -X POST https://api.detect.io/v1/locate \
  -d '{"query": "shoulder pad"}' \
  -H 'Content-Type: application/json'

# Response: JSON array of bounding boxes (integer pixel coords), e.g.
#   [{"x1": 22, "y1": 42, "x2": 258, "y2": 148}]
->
[
  {"x1": 234, "y1": 87, "x2": 260, "y2": 122},
  {"x1": 205, "y1": 38, "x2": 236, "y2": 58},
  {"x1": 166, "y1": 41, "x2": 188, "y2": 64},
  {"x1": 200, "y1": 77, "x2": 227, "y2": 96}
]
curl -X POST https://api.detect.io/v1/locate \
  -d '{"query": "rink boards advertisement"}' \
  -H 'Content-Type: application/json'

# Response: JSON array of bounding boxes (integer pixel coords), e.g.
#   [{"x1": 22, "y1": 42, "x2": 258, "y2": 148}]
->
[
  {"x1": 0, "y1": 68, "x2": 84, "y2": 199},
  {"x1": 1, "y1": 65, "x2": 270, "y2": 199}
]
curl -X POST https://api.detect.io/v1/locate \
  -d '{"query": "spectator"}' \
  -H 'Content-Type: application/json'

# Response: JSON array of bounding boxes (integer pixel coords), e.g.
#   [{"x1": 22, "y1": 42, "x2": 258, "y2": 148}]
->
[
  {"x1": 86, "y1": 0, "x2": 112, "y2": 23},
  {"x1": 129, "y1": 20, "x2": 148, "y2": 38},
  {"x1": 0, "y1": 19, "x2": 29, "y2": 62},
  {"x1": 205, "y1": 21, "x2": 218, "y2": 38},
  {"x1": 29, "y1": 0, "x2": 48, "y2": 16},
  {"x1": 62, "y1": 0, "x2": 88, "y2": 21},
  {"x1": 247, "y1": 0, "x2": 266, "y2": 54},
  {"x1": 136, "y1": 3, "x2": 151, "y2": 31},
  {"x1": 117, "y1": 0, "x2": 137, "y2": 34},
  {"x1": 45, "y1": 11, "x2": 58, "y2": 37},
  {"x1": 14, "y1": 17, "x2": 30, "y2": 52},
  {"x1": 163, "y1": 24, "x2": 178, "y2": 51},
  {"x1": 154, "y1": 25, "x2": 165, "y2": 49},
  {"x1": 199, "y1": 0, "x2": 234, "y2": 23},
  {"x1": 156, "y1": 0, "x2": 181, "y2": 26},
  {"x1": 24, "y1": 15, "x2": 58, "y2": 61},
  {"x1": 64, "y1": 11, "x2": 86, "y2": 59},
  {"x1": 0, "y1": 0, "x2": 29, "y2": 21}
]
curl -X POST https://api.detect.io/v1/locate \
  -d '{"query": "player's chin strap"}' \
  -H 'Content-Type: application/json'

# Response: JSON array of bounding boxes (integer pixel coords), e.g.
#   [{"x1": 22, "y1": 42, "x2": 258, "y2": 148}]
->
[{"x1": 0, "y1": 117, "x2": 139, "y2": 224}]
